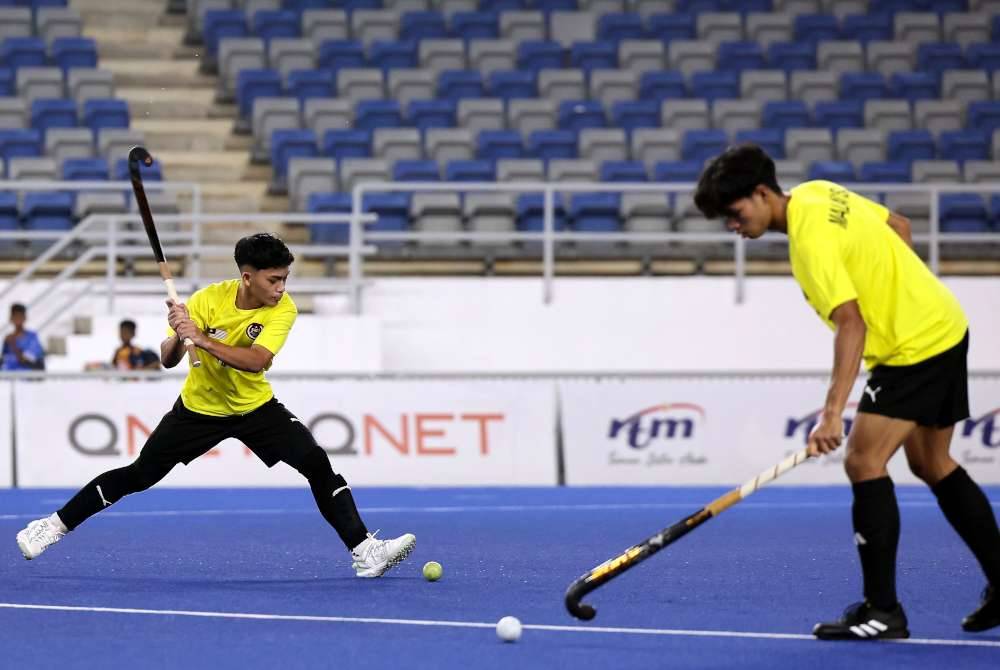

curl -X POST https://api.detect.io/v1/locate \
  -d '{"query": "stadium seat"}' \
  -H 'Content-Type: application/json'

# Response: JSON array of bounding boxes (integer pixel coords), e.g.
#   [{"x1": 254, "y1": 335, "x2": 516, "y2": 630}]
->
[
  {"x1": 597, "y1": 13, "x2": 645, "y2": 44},
  {"x1": 599, "y1": 160, "x2": 647, "y2": 182},
  {"x1": 23, "y1": 190, "x2": 74, "y2": 247},
  {"x1": 619, "y1": 40, "x2": 664, "y2": 72},
  {"x1": 638, "y1": 71, "x2": 686, "y2": 102},
  {"x1": 767, "y1": 41, "x2": 816, "y2": 72},
  {"x1": 61, "y1": 157, "x2": 108, "y2": 181},
  {"x1": 444, "y1": 159, "x2": 494, "y2": 182},
  {"x1": 735, "y1": 128, "x2": 785, "y2": 158},
  {"x1": 648, "y1": 13, "x2": 697, "y2": 42},
  {"x1": 939, "y1": 130, "x2": 991, "y2": 161},
  {"x1": 794, "y1": 14, "x2": 841, "y2": 44},
  {"x1": 762, "y1": 100, "x2": 809, "y2": 130},
  {"x1": 610, "y1": 101, "x2": 659, "y2": 130},
  {"x1": 632, "y1": 128, "x2": 681, "y2": 165},
  {"x1": 318, "y1": 40, "x2": 367, "y2": 71},
  {"x1": 203, "y1": 10, "x2": 248, "y2": 58},
  {"x1": 916, "y1": 43, "x2": 967, "y2": 75},
  {"x1": 716, "y1": 41, "x2": 766, "y2": 72},
  {"x1": 570, "y1": 42, "x2": 617, "y2": 72},
  {"x1": 690, "y1": 70, "x2": 739, "y2": 101},
  {"x1": 807, "y1": 160, "x2": 855, "y2": 182},
  {"x1": 451, "y1": 12, "x2": 499, "y2": 40},
  {"x1": 516, "y1": 193, "x2": 568, "y2": 232},
  {"x1": 518, "y1": 41, "x2": 564, "y2": 71},
  {"x1": 16, "y1": 67, "x2": 63, "y2": 102},
  {"x1": 579, "y1": 128, "x2": 628, "y2": 162},
  {"x1": 392, "y1": 159, "x2": 440, "y2": 182},
  {"x1": 841, "y1": 13, "x2": 892, "y2": 43},
  {"x1": 339, "y1": 158, "x2": 390, "y2": 192},
  {"x1": 354, "y1": 100, "x2": 402, "y2": 130},
  {"x1": 558, "y1": 100, "x2": 606, "y2": 130},
  {"x1": 410, "y1": 192, "x2": 463, "y2": 246},
  {"x1": 468, "y1": 39, "x2": 513, "y2": 73},
  {"x1": 839, "y1": 72, "x2": 887, "y2": 101},
  {"x1": 939, "y1": 193, "x2": 990, "y2": 233},
  {"x1": 813, "y1": 100, "x2": 862, "y2": 131},
  {"x1": 30, "y1": 98, "x2": 77, "y2": 135},
  {"x1": 437, "y1": 69, "x2": 485, "y2": 100},
  {"x1": 0, "y1": 9, "x2": 32, "y2": 42},
  {"x1": 836, "y1": 128, "x2": 885, "y2": 166},
  {"x1": 548, "y1": 158, "x2": 598, "y2": 182},
  {"x1": 67, "y1": 68, "x2": 114, "y2": 104},
  {"x1": 50, "y1": 37, "x2": 97, "y2": 72},
  {"x1": 0, "y1": 37, "x2": 47, "y2": 70},
  {"x1": 46, "y1": 127, "x2": 94, "y2": 164},
  {"x1": 489, "y1": 70, "x2": 536, "y2": 100},
  {"x1": 286, "y1": 70, "x2": 335, "y2": 102},
  {"x1": 508, "y1": 99, "x2": 557, "y2": 134},
  {"x1": 270, "y1": 128, "x2": 318, "y2": 181},
  {"x1": 887, "y1": 130, "x2": 936, "y2": 163},
  {"x1": 407, "y1": 99, "x2": 455, "y2": 129},
  {"x1": 858, "y1": 161, "x2": 910, "y2": 183},
  {"x1": 712, "y1": 99, "x2": 761, "y2": 133},
  {"x1": 538, "y1": 69, "x2": 585, "y2": 101},
  {"x1": 369, "y1": 40, "x2": 418, "y2": 71},
  {"x1": 402, "y1": 11, "x2": 448, "y2": 40},
  {"x1": 363, "y1": 192, "x2": 410, "y2": 247},
  {"x1": 253, "y1": 9, "x2": 300, "y2": 44},
  {"x1": 82, "y1": 99, "x2": 130, "y2": 132},
  {"x1": 681, "y1": 129, "x2": 727, "y2": 162},
  {"x1": 372, "y1": 128, "x2": 422, "y2": 161},
  {"x1": 569, "y1": 193, "x2": 621, "y2": 234},
  {"x1": 477, "y1": 129, "x2": 524, "y2": 159},
  {"x1": 289, "y1": 157, "x2": 336, "y2": 211},
  {"x1": 0, "y1": 128, "x2": 42, "y2": 161},
  {"x1": 113, "y1": 156, "x2": 161, "y2": 181},
  {"x1": 237, "y1": 69, "x2": 282, "y2": 120},
  {"x1": 589, "y1": 70, "x2": 638, "y2": 105},
  {"x1": 912, "y1": 159, "x2": 962, "y2": 183},
  {"x1": 307, "y1": 192, "x2": 352, "y2": 245},
  {"x1": 528, "y1": 129, "x2": 576, "y2": 159},
  {"x1": 457, "y1": 99, "x2": 505, "y2": 131}
]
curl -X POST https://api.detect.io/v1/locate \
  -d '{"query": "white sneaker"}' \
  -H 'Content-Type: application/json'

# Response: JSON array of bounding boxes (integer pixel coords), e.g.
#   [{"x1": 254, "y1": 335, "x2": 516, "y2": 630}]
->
[
  {"x1": 351, "y1": 531, "x2": 416, "y2": 578},
  {"x1": 16, "y1": 514, "x2": 67, "y2": 560}
]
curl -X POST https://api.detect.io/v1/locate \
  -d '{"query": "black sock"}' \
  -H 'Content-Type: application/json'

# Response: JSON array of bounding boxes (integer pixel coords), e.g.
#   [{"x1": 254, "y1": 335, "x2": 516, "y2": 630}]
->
[
  {"x1": 932, "y1": 466, "x2": 1000, "y2": 587},
  {"x1": 309, "y1": 473, "x2": 368, "y2": 550},
  {"x1": 58, "y1": 462, "x2": 166, "y2": 531},
  {"x1": 852, "y1": 477, "x2": 900, "y2": 611}
]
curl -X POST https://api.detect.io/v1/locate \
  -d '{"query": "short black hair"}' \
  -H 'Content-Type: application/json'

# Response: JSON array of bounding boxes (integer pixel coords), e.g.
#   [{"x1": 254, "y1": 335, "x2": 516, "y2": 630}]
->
[
  {"x1": 694, "y1": 144, "x2": 782, "y2": 219},
  {"x1": 120, "y1": 319, "x2": 136, "y2": 332},
  {"x1": 10, "y1": 303, "x2": 25, "y2": 316},
  {"x1": 234, "y1": 233, "x2": 294, "y2": 271}
]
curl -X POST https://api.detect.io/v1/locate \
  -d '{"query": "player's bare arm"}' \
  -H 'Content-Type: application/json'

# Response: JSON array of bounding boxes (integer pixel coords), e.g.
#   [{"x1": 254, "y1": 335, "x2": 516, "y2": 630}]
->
[
  {"x1": 887, "y1": 211, "x2": 913, "y2": 247},
  {"x1": 173, "y1": 318, "x2": 274, "y2": 373},
  {"x1": 809, "y1": 299, "x2": 866, "y2": 457}
]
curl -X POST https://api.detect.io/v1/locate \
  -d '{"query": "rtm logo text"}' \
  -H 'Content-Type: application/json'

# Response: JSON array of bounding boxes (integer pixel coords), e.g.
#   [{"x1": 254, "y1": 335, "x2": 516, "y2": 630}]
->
[
  {"x1": 785, "y1": 406, "x2": 857, "y2": 444},
  {"x1": 608, "y1": 403, "x2": 705, "y2": 450},
  {"x1": 962, "y1": 409, "x2": 1000, "y2": 448}
]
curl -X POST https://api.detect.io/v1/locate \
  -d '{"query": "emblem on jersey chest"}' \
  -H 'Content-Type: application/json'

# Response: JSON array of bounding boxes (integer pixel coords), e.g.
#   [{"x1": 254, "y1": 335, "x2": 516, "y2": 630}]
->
[{"x1": 246, "y1": 323, "x2": 263, "y2": 340}]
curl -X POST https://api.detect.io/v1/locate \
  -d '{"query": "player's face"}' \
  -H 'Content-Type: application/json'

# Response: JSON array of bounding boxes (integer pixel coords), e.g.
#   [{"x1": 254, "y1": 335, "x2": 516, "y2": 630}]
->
[
  {"x1": 247, "y1": 267, "x2": 289, "y2": 306},
  {"x1": 723, "y1": 189, "x2": 772, "y2": 239}
]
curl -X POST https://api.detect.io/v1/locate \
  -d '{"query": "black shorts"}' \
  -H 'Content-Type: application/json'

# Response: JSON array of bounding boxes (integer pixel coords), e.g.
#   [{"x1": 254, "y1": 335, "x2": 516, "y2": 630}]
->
[
  {"x1": 857, "y1": 331, "x2": 970, "y2": 428},
  {"x1": 137, "y1": 396, "x2": 319, "y2": 471}
]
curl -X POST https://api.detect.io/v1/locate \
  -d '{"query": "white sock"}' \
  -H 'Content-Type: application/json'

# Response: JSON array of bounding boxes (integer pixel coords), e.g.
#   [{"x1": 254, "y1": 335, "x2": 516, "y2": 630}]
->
[{"x1": 49, "y1": 512, "x2": 68, "y2": 534}]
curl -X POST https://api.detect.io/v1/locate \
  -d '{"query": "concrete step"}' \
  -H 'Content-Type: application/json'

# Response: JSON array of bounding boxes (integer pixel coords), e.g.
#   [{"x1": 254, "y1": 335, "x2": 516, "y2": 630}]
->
[
  {"x1": 156, "y1": 150, "x2": 250, "y2": 183},
  {"x1": 122, "y1": 89, "x2": 219, "y2": 122},
  {"x1": 131, "y1": 118, "x2": 234, "y2": 152},
  {"x1": 86, "y1": 27, "x2": 184, "y2": 60},
  {"x1": 103, "y1": 59, "x2": 215, "y2": 89}
]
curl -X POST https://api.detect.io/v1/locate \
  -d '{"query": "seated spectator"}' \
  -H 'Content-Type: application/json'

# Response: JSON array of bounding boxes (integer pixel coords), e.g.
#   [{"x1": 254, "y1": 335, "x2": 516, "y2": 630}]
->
[
  {"x1": 2, "y1": 303, "x2": 45, "y2": 371},
  {"x1": 111, "y1": 319, "x2": 161, "y2": 370}
]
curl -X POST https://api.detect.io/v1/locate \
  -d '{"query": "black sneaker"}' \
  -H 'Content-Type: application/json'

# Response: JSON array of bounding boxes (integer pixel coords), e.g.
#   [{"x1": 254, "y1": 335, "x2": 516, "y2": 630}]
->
[
  {"x1": 813, "y1": 601, "x2": 910, "y2": 640},
  {"x1": 962, "y1": 586, "x2": 1000, "y2": 633}
]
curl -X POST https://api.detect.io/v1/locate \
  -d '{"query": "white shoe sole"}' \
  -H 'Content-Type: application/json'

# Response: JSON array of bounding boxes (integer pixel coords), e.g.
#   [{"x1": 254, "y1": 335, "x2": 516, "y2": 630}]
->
[
  {"x1": 356, "y1": 534, "x2": 416, "y2": 578},
  {"x1": 16, "y1": 532, "x2": 35, "y2": 560}
]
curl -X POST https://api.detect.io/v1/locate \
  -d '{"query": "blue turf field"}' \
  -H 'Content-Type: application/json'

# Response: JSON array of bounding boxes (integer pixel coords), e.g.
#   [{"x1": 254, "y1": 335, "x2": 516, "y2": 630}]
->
[{"x1": 1, "y1": 486, "x2": 998, "y2": 669}]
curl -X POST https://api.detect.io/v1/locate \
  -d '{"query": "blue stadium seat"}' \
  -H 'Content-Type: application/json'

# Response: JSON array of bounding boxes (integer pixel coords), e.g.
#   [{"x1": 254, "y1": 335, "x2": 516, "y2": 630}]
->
[
  {"x1": 841, "y1": 13, "x2": 892, "y2": 43},
  {"x1": 808, "y1": 161, "x2": 855, "y2": 182},
  {"x1": 653, "y1": 160, "x2": 703, "y2": 182},
  {"x1": 611, "y1": 101, "x2": 660, "y2": 130},
  {"x1": 82, "y1": 99, "x2": 129, "y2": 131},
  {"x1": 488, "y1": 0, "x2": 528, "y2": 9},
  {"x1": 599, "y1": 160, "x2": 647, "y2": 182},
  {"x1": 916, "y1": 43, "x2": 967, "y2": 74},
  {"x1": 558, "y1": 100, "x2": 606, "y2": 130},
  {"x1": 202, "y1": 10, "x2": 247, "y2": 58},
  {"x1": 252, "y1": 10, "x2": 299, "y2": 43},
  {"x1": 940, "y1": 194, "x2": 990, "y2": 233},
  {"x1": 570, "y1": 42, "x2": 617, "y2": 72},
  {"x1": 887, "y1": 130, "x2": 936, "y2": 162},
  {"x1": 767, "y1": 42, "x2": 816, "y2": 72},
  {"x1": 450, "y1": 12, "x2": 499, "y2": 40},
  {"x1": 690, "y1": 71, "x2": 739, "y2": 101},
  {"x1": 444, "y1": 159, "x2": 494, "y2": 182},
  {"x1": 362, "y1": 192, "x2": 410, "y2": 246},
  {"x1": 537, "y1": 0, "x2": 578, "y2": 10},
  {"x1": 716, "y1": 42, "x2": 765, "y2": 72},
  {"x1": 0, "y1": 192, "x2": 17, "y2": 245},
  {"x1": 62, "y1": 157, "x2": 108, "y2": 181},
  {"x1": 638, "y1": 71, "x2": 686, "y2": 101},
  {"x1": 889, "y1": 72, "x2": 940, "y2": 101},
  {"x1": 354, "y1": 100, "x2": 402, "y2": 130},
  {"x1": 323, "y1": 129, "x2": 371, "y2": 158},
  {"x1": 270, "y1": 129, "x2": 318, "y2": 179},
  {"x1": 0, "y1": 68, "x2": 12, "y2": 96},
  {"x1": 813, "y1": 101, "x2": 863, "y2": 130},
  {"x1": 369, "y1": 41, "x2": 417, "y2": 71},
  {"x1": 967, "y1": 101, "x2": 1000, "y2": 134},
  {"x1": 682, "y1": 129, "x2": 727, "y2": 162},
  {"x1": 839, "y1": 72, "x2": 887, "y2": 101},
  {"x1": 0, "y1": 129, "x2": 42, "y2": 160},
  {"x1": 392, "y1": 159, "x2": 439, "y2": 182},
  {"x1": 114, "y1": 157, "x2": 161, "y2": 181},
  {"x1": 437, "y1": 70, "x2": 484, "y2": 101},
  {"x1": 50, "y1": 37, "x2": 98, "y2": 72},
  {"x1": 569, "y1": 193, "x2": 621, "y2": 233},
  {"x1": 597, "y1": 13, "x2": 645, "y2": 43},
  {"x1": 307, "y1": 192, "x2": 352, "y2": 245},
  {"x1": 939, "y1": 130, "x2": 990, "y2": 161},
  {"x1": 408, "y1": 99, "x2": 455, "y2": 129},
  {"x1": 30, "y1": 99, "x2": 77, "y2": 135},
  {"x1": 518, "y1": 41, "x2": 564, "y2": 72},
  {"x1": 237, "y1": 69, "x2": 282, "y2": 119},
  {"x1": 734, "y1": 128, "x2": 784, "y2": 158},
  {"x1": 516, "y1": 193, "x2": 568, "y2": 232},
  {"x1": 477, "y1": 130, "x2": 524, "y2": 159},
  {"x1": 762, "y1": 100, "x2": 810, "y2": 130},
  {"x1": 991, "y1": 195, "x2": 1000, "y2": 229},
  {"x1": 489, "y1": 70, "x2": 536, "y2": 100},
  {"x1": 528, "y1": 129, "x2": 577, "y2": 159},
  {"x1": 859, "y1": 161, "x2": 910, "y2": 183},
  {"x1": 23, "y1": 191, "x2": 74, "y2": 241},
  {"x1": 318, "y1": 41, "x2": 367, "y2": 71},
  {"x1": 287, "y1": 70, "x2": 335, "y2": 101},
  {"x1": 401, "y1": 12, "x2": 448, "y2": 40},
  {"x1": 675, "y1": 0, "x2": 726, "y2": 9},
  {"x1": 993, "y1": 15, "x2": 1000, "y2": 43},
  {"x1": 647, "y1": 14, "x2": 696, "y2": 41},
  {"x1": 968, "y1": 43, "x2": 1000, "y2": 72},
  {"x1": 794, "y1": 14, "x2": 841, "y2": 44},
  {"x1": 0, "y1": 37, "x2": 46, "y2": 70}
]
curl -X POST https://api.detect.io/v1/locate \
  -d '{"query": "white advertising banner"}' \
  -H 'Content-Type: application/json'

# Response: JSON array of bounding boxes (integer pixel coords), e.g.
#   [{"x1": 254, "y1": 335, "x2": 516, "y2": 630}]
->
[
  {"x1": 14, "y1": 379, "x2": 556, "y2": 487},
  {"x1": 0, "y1": 382, "x2": 11, "y2": 487},
  {"x1": 560, "y1": 377, "x2": 1000, "y2": 486}
]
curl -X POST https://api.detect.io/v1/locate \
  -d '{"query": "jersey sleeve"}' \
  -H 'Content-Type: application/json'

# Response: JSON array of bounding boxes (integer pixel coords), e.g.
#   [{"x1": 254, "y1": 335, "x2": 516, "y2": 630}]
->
[
  {"x1": 253, "y1": 300, "x2": 297, "y2": 357},
  {"x1": 792, "y1": 217, "x2": 859, "y2": 322}
]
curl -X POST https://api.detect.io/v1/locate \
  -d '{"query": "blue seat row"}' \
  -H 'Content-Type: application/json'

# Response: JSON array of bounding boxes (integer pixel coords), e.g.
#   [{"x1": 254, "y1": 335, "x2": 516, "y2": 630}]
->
[{"x1": 0, "y1": 37, "x2": 97, "y2": 72}]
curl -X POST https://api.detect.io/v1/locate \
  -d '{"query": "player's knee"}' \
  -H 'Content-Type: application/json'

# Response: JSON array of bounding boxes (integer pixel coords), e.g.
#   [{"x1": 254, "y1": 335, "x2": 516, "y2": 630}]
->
[
  {"x1": 844, "y1": 449, "x2": 882, "y2": 482},
  {"x1": 292, "y1": 447, "x2": 334, "y2": 481},
  {"x1": 130, "y1": 458, "x2": 171, "y2": 492}
]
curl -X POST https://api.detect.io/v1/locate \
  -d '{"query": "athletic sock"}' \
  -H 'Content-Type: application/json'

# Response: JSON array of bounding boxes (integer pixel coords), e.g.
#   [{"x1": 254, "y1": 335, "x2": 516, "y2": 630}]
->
[
  {"x1": 852, "y1": 476, "x2": 901, "y2": 611},
  {"x1": 932, "y1": 466, "x2": 1000, "y2": 586},
  {"x1": 309, "y1": 475, "x2": 368, "y2": 550}
]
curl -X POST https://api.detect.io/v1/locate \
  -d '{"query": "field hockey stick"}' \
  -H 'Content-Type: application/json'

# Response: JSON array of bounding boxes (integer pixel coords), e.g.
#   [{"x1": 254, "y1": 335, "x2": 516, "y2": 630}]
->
[{"x1": 565, "y1": 447, "x2": 812, "y2": 620}]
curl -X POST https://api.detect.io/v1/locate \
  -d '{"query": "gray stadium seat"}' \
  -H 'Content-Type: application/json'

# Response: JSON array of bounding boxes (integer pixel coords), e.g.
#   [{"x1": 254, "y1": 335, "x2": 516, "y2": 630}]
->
[
  {"x1": 993, "y1": 72, "x2": 1000, "y2": 101},
  {"x1": 618, "y1": 40, "x2": 664, "y2": 72},
  {"x1": 668, "y1": 41, "x2": 715, "y2": 76},
  {"x1": 817, "y1": 41, "x2": 864, "y2": 76},
  {"x1": 9, "y1": 157, "x2": 57, "y2": 181},
  {"x1": 411, "y1": 193, "x2": 463, "y2": 246},
  {"x1": 864, "y1": 100, "x2": 912, "y2": 133},
  {"x1": 351, "y1": 10, "x2": 400, "y2": 43},
  {"x1": 74, "y1": 192, "x2": 128, "y2": 219},
  {"x1": 425, "y1": 128, "x2": 475, "y2": 162},
  {"x1": 419, "y1": 40, "x2": 466, "y2": 72},
  {"x1": 745, "y1": 12, "x2": 793, "y2": 47},
  {"x1": 388, "y1": 70, "x2": 436, "y2": 106},
  {"x1": 440, "y1": 0, "x2": 477, "y2": 11},
  {"x1": 337, "y1": 68, "x2": 385, "y2": 101},
  {"x1": 661, "y1": 100, "x2": 710, "y2": 132},
  {"x1": 885, "y1": 193, "x2": 930, "y2": 235},
  {"x1": 98, "y1": 128, "x2": 146, "y2": 162},
  {"x1": 836, "y1": 129, "x2": 885, "y2": 167},
  {"x1": 941, "y1": 70, "x2": 990, "y2": 103},
  {"x1": 894, "y1": 12, "x2": 940, "y2": 43},
  {"x1": 252, "y1": 97, "x2": 301, "y2": 160},
  {"x1": 302, "y1": 10, "x2": 348, "y2": 44},
  {"x1": 963, "y1": 160, "x2": 1000, "y2": 183},
  {"x1": 914, "y1": 100, "x2": 965, "y2": 135},
  {"x1": 785, "y1": 128, "x2": 834, "y2": 163},
  {"x1": 696, "y1": 12, "x2": 743, "y2": 43},
  {"x1": 289, "y1": 157, "x2": 337, "y2": 212},
  {"x1": 497, "y1": 159, "x2": 545, "y2": 182},
  {"x1": 622, "y1": 193, "x2": 672, "y2": 234},
  {"x1": 468, "y1": 40, "x2": 516, "y2": 74},
  {"x1": 550, "y1": 11, "x2": 597, "y2": 47},
  {"x1": 384, "y1": 0, "x2": 429, "y2": 9},
  {"x1": 774, "y1": 159, "x2": 807, "y2": 187},
  {"x1": 740, "y1": 70, "x2": 787, "y2": 102},
  {"x1": 589, "y1": 70, "x2": 638, "y2": 104},
  {"x1": 971, "y1": 0, "x2": 1000, "y2": 11},
  {"x1": 579, "y1": 0, "x2": 624, "y2": 12},
  {"x1": 464, "y1": 193, "x2": 516, "y2": 247},
  {"x1": 187, "y1": 0, "x2": 233, "y2": 39},
  {"x1": 579, "y1": 129, "x2": 628, "y2": 162},
  {"x1": 631, "y1": 128, "x2": 681, "y2": 165},
  {"x1": 823, "y1": 0, "x2": 867, "y2": 15},
  {"x1": 789, "y1": 71, "x2": 838, "y2": 106},
  {"x1": 67, "y1": 69, "x2": 115, "y2": 104},
  {"x1": 943, "y1": 13, "x2": 991, "y2": 45},
  {"x1": 16, "y1": 67, "x2": 64, "y2": 102},
  {"x1": 46, "y1": 128, "x2": 95, "y2": 165},
  {"x1": 508, "y1": 99, "x2": 557, "y2": 135},
  {"x1": 36, "y1": 8, "x2": 83, "y2": 42},
  {"x1": 245, "y1": 0, "x2": 280, "y2": 16},
  {"x1": 373, "y1": 128, "x2": 422, "y2": 161},
  {"x1": 219, "y1": 38, "x2": 265, "y2": 100},
  {"x1": 129, "y1": 191, "x2": 180, "y2": 225},
  {"x1": 866, "y1": 42, "x2": 915, "y2": 78},
  {"x1": 674, "y1": 194, "x2": 724, "y2": 233},
  {"x1": 0, "y1": 98, "x2": 27, "y2": 129},
  {"x1": 500, "y1": 11, "x2": 546, "y2": 41},
  {"x1": 994, "y1": 129, "x2": 1000, "y2": 160},
  {"x1": 0, "y1": 8, "x2": 32, "y2": 40},
  {"x1": 340, "y1": 159, "x2": 390, "y2": 193},
  {"x1": 711, "y1": 100, "x2": 762, "y2": 133},
  {"x1": 457, "y1": 99, "x2": 505, "y2": 132},
  {"x1": 548, "y1": 159, "x2": 598, "y2": 182},
  {"x1": 268, "y1": 39, "x2": 315, "y2": 79},
  {"x1": 538, "y1": 69, "x2": 586, "y2": 102},
  {"x1": 773, "y1": 0, "x2": 822, "y2": 13},
  {"x1": 912, "y1": 160, "x2": 961, "y2": 183},
  {"x1": 304, "y1": 99, "x2": 352, "y2": 138}
]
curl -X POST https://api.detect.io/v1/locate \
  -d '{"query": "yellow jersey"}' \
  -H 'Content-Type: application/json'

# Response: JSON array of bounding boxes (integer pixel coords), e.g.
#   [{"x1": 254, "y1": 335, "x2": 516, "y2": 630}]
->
[
  {"x1": 787, "y1": 180, "x2": 967, "y2": 369},
  {"x1": 167, "y1": 279, "x2": 297, "y2": 416}
]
